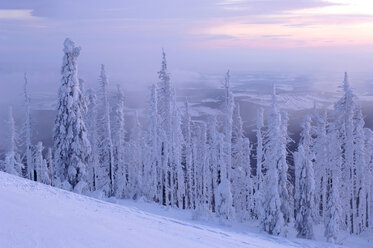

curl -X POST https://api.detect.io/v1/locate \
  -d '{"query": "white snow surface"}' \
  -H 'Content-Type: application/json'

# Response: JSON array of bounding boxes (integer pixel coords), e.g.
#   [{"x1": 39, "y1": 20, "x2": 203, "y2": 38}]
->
[{"x1": 0, "y1": 172, "x2": 371, "y2": 248}]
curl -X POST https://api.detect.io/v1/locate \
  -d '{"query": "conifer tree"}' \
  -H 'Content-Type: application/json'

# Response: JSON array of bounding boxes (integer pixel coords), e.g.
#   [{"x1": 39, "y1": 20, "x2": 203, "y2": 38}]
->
[
  {"x1": 181, "y1": 99, "x2": 193, "y2": 208},
  {"x1": 324, "y1": 123, "x2": 342, "y2": 243},
  {"x1": 215, "y1": 70, "x2": 235, "y2": 222},
  {"x1": 112, "y1": 85, "x2": 127, "y2": 198},
  {"x1": 254, "y1": 107, "x2": 264, "y2": 218},
  {"x1": 260, "y1": 87, "x2": 285, "y2": 235},
  {"x1": 23, "y1": 73, "x2": 34, "y2": 180},
  {"x1": 53, "y1": 38, "x2": 91, "y2": 192},
  {"x1": 34, "y1": 142, "x2": 51, "y2": 185},
  {"x1": 294, "y1": 115, "x2": 315, "y2": 239},
  {"x1": 5, "y1": 107, "x2": 23, "y2": 176},
  {"x1": 96, "y1": 64, "x2": 114, "y2": 196},
  {"x1": 85, "y1": 88, "x2": 98, "y2": 191}
]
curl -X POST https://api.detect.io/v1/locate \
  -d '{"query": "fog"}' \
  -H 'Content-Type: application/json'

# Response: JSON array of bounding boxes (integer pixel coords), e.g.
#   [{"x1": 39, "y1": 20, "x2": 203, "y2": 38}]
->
[{"x1": 1, "y1": 0, "x2": 373, "y2": 150}]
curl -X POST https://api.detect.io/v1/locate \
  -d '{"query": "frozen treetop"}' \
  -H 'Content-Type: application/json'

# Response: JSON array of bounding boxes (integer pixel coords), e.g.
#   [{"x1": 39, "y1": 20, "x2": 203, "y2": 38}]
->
[
  {"x1": 224, "y1": 70, "x2": 231, "y2": 89},
  {"x1": 158, "y1": 49, "x2": 170, "y2": 82},
  {"x1": 343, "y1": 72, "x2": 350, "y2": 92},
  {"x1": 100, "y1": 64, "x2": 108, "y2": 83},
  {"x1": 63, "y1": 38, "x2": 81, "y2": 56}
]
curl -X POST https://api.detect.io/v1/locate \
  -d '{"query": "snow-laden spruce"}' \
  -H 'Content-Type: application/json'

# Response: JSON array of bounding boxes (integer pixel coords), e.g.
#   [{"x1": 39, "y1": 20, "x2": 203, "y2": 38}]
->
[
  {"x1": 4, "y1": 107, "x2": 23, "y2": 176},
  {"x1": 23, "y1": 73, "x2": 34, "y2": 180},
  {"x1": 96, "y1": 64, "x2": 115, "y2": 196},
  {"x1": 260, "y1": 87, "x2": 286, "y2": 236},
  {"x1": 53, "y1": 38, "x2": 91, "y2": 193},
  {"x1": 294, "y1": 115, "x2": 315, "y2": 240}
]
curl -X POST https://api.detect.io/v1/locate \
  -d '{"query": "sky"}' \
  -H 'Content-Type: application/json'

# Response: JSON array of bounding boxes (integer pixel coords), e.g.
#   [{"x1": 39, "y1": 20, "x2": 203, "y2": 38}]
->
[{"x1": 1, "y1": 0, "x2": 373, "y2": 98}]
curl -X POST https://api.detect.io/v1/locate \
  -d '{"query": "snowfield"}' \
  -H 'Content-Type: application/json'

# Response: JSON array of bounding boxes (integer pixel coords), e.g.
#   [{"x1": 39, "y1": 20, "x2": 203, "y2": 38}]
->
[{"x1": 0, "y1": 172, "x2": 370, "y2": 248}]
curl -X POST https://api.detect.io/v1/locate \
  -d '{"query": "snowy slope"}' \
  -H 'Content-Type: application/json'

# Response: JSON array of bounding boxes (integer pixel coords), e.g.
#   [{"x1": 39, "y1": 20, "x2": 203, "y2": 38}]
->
[{"x1": 0, "y1": 172, "x2": 364, "y2": 248}]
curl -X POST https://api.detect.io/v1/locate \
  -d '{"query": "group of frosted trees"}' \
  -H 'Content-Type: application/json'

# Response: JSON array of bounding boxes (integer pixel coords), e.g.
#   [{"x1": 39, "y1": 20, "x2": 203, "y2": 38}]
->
[
  {"x1": 2, "y1": 38, "x2": 372, "y2": 243},
  {"x1": 2, "y1": 73, "x2": 53, "y2": 185}
]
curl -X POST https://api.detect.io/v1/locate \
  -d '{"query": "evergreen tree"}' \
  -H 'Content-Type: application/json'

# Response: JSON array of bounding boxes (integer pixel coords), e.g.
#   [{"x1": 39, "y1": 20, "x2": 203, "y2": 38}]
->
[
  {"x1": 46, "y1": 147, "x2": 54, "y2": 186},
  {"x1": 144, "y1": 84, "x2": 159, "y2": 202},
  {"x1": 260, "y1": 86, "x2": 285, "y2": 235},
  {"x1": 294, "y1": 115, "x2": 315, "y2": 239},
  {"x1": 333, "y1": 72, "x2": 368, "y2": 234},
  {"x1": 96, "y1": 64, "x2": 114, "y2": 196},
  {"x1": 311, "y1": 108, "x2": 329, "y2": 222},
  {"x1": 324, "y1": 122, "x2": 342, "y2": 243},
  {"x1": 206, "y1": 115, "x2": 219, "y2": 213},
  {"x1": 127, "y1": 111, "x2": 143, "y2": 199},
  {"x1": 53, "y1": 38, "x2": 91, "y2": 193},
  {"x1": 85, "y1": 88, "x2": 98, "y2": 191},
  {"x1": 34, "y1": 142, "x2": 51, "y2": 185},
  {"x1": 215, "y1": 133, "x2": 235, "y2": 224},
  {"x1": 111, "y1": 85, "x2": 127, "y2": 198},
  {"x1": 181, "y1": 98, "x2": 193, "y2": 209},
  {"x1": 216, "y1": 70, "x2": 235, "y2": 222},
  {"x1": 4, "y1": 107, "x2": 22, "y2": 176},
  {"x1": 23, "y1": 73, "x2": 34, "y2": 180},
  {"x1": 231, "y1": 103, "x2": 252, "y2": 221},
  {"x1": 254, "y1": 107, "x2": 264, "y2": 218}
]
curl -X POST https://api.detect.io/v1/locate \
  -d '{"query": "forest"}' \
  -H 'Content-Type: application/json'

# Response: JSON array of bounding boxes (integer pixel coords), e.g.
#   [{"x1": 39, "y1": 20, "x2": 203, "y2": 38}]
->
[{"x1": 2, "y1": 38, "x2": 372, "y2": 244}]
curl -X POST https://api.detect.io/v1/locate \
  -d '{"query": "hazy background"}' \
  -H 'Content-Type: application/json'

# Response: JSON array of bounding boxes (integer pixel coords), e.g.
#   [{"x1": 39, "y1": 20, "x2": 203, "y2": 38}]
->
[{"x1": 1, "y1": 0, "x2": 373, "y2": 151}]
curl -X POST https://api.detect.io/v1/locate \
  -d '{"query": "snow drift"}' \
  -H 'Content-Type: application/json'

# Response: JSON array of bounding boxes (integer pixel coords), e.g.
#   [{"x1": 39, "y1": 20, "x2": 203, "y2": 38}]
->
[{"x1": 0, "y1": 172, "x2": 351, "y2": 248}]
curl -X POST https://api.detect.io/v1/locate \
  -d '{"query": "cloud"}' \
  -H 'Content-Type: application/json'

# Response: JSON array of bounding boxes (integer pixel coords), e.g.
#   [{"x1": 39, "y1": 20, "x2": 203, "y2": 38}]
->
[
  {"x1": 0, "y1": 9, "x2": 39, "y2": 21},
  {"x1": 217, "y1": 0, "x2": 335, "y2": 14}
]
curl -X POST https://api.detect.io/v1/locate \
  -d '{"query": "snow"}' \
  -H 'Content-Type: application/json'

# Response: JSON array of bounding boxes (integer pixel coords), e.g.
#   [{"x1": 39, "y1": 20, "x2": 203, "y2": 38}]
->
[{"x1": 1, "y1": 172, "x2": 371, "y2": 248}]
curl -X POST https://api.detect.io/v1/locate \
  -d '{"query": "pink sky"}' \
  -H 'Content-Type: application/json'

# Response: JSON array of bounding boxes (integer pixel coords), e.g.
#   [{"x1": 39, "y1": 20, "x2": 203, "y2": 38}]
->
[{"x1": 0, "y1": 0, "x2": 373, "y2": 93}]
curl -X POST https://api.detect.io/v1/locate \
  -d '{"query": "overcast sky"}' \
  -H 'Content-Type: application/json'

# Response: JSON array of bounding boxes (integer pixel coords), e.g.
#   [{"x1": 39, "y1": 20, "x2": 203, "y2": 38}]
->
[{"x1": 1, "y1": 0, "x2": 373, "y2": 98}]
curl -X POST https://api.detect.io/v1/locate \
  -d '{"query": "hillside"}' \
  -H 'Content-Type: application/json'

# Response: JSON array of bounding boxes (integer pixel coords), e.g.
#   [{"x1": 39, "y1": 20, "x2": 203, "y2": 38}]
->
[{"x1": 0, "y1": 172, "x2": 370, "y2": 248}]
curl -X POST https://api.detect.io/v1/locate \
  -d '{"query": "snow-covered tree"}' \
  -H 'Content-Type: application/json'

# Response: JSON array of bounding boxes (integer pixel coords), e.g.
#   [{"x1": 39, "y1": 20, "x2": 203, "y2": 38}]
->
[
  {"x1": 206, "y1": 115, "x2": 219, "y2": 213},
  {"x1": 231, "y1": 102, "x2": 252, "y2": 221},
  {"x1": 85, "y1": 88, "x2": 98, "y2": 191},
  {"x1": 4, "y1": 107, "x2": 22, "y2": 176},
  {"x1": 23, "y1": 73, "x2": 34, "y2": 180},
  {"x1": 353, "y1": 106, "x2": 369, "y2": 233},
  {"x1": 279, "y1": 110, "x2": 292, "y2": 226},
  {"x1": 46, "y1": 147, "x2": 54, "y2": 186},
  {"x1": 193, "y1": 122, "x2": 211, "y2": 219},
  {"x1": 364, "y1": 128, "x2": 373, "y2": 228},
  {"x1": 96, "y1": 64, "x2": 114, "y2": 196},
  {"x1": 127, "y1": 111, "x2": 143, "y2": 199},
  {"x1": 153, "y1": 49, "x2": 183, "y2": 207},
  {"x1": 171, "y1": 95, "x2": 184, "y2": 208},
  {"x1": 254, "y1": 107, "x2": 264, "y2": 218},
  {"x1": 324, "y1": 122, "x2": 342, "y2": 243},
  {"x1": 53, "y1": 38, "x2": 91, "y2": 193},
  {"x1": 260, "y1": 87, "x2": 285, "y2": 236},
  {"x1": 181, "y1": 98, "x2": 193, "y2": 209},
  {"x1": 111, "y1": 85, "x2": 127, "y2": 198},
  {"x1": 311, "y1": 108, "x2": 329, "y2": 222},
  {"x1": 294, "y1": 115, "x2": 315, "y2": 239},
  {"x1": 34, "y1": 142, "x2": 51, "y2": 185},
  {"x1": 143, "y1": 84, "x2": 159, "y2": 202},
  {"x1": 332, "y1": 72, "x2": 368, "y2": 234},
  {"x1": 215, "y1": 133, "x2": 235, "y2": 224},
  {"x1": 215, "y1": 70, "x2": 235, "y2": 222}
]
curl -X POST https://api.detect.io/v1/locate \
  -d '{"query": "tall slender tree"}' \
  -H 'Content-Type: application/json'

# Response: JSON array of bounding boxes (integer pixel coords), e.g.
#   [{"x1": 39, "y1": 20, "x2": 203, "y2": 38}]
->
[
  {"x1": 23, "y1": 73, "x2": 34, "y2": 180},
  {"x1": 4, "y1": 106, "x2": 22, "y2": 176},
  {"x1": 294, "y1": 115, "x2": 315, "y2": 239},
  {"x1": 85, "y1": 88, "x2": 98, "y2": 191},
  {"x1": 260, "y1": 86, "x2": 285, "y2": 235},
  {"x1": 53, "y1": 38, "x2": 91, "y2": 192},
  {"x1": 112, "y1": 85, "x2": 127, "y2": 198},
  {"x1": 96, "y1": 64, "x2": 114, "y2": 196},
  {"x1": 34, "y1": 141, "x2": 51, "y2": 185},
  {"x1": 254, "y1": 107, "x2": 264, "y2": 218}
]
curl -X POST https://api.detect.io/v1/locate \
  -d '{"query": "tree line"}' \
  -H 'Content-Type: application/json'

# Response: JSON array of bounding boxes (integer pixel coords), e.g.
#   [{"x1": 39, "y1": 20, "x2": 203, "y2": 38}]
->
[{"x1": 2, "y1": 38, "x2": 372, "y2": 243}]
